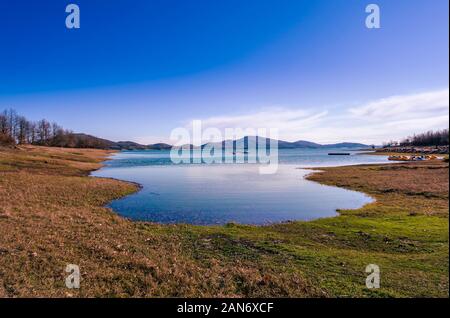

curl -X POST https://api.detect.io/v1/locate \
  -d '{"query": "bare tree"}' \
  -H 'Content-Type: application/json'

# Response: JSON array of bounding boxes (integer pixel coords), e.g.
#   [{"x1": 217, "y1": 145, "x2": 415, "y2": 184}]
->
[
  {"x1": 37, "y1": 119, "x2": 51, "y2": 145},
  {"x1": 0, "y1": 111, "x2": 8, "y2": 135},
  {"x1": 6, "y1": 108, "x2": 18, "y2": 142},
  {"x1": 27, "y1": 122, "x2": 37, "y2": 144},
  {"x1": 16, "y1": 116, "x2": 29, "y2": 144},
  {"x1": 51, "y1": 122, "x2": 62, "y2": 139}
]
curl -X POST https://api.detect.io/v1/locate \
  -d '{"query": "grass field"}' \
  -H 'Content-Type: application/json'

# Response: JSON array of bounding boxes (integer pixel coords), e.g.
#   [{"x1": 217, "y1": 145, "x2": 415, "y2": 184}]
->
[{"x1": 0, "y1": 145, "x2": 448, "y2": 297}]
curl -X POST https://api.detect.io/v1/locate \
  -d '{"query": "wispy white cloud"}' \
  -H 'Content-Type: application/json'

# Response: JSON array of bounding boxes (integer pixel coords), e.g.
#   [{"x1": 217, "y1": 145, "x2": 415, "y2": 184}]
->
[
  {"x1": 349, "y1": 89, "x2": 449, "y2": 120},
  {"x1": 138, "y1": 89, "x2": 449, "y2": 145},
  {"x1": 340, "y1": 88, "x2": 449, "y2": 144},
  {"x1": 198, "y1": 107, "x2": 328, "y2": 132},
  {"x1": 181, "y1": 107, "x2": 329, "y2": 143}
]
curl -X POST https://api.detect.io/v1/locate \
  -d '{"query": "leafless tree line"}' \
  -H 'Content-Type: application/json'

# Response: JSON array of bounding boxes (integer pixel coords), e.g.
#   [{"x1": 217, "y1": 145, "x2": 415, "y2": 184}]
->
[
  {"x1": 0, "y1": 108, "x2": 72, "y2": 146},
  {"x1": 383, "y1": 129, "x2": 449, "y2": 147},
  {"x1": 400, "y1": 129, "x2": 449, "y2": 147}
]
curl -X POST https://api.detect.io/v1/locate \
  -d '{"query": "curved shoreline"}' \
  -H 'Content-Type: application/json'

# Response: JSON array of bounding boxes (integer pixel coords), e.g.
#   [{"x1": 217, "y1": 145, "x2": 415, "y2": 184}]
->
[
  {"x1": 91, "y1": 155, "x2": 381, "y2": 226},
  {"x1": 1, "y1": 145, "x2": 447, "y2": 297}
]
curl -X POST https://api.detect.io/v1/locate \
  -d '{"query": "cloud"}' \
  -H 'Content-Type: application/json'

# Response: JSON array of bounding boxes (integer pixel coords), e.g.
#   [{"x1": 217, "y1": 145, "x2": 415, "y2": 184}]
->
[
  {"x1": 142, "y1": 88, "x2": 449, "y2": 145},
  {"x1": 339, "y1": 89, "x2": 449, "y2": 143},
  {"x1": 184, "y1": 107, "x2": 329, "y2": 143},
  {"x1": 198, "y1": 107, "x2": 328, "y2": 132},
  {"x1": 349, "y1": 89, "x2": 449, "y2": 120}
]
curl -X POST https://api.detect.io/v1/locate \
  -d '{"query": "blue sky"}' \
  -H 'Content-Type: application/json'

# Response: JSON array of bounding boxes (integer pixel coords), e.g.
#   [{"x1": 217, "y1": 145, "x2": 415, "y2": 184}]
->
[{"x1": 0, "y1": 0, "x2": 448, "y2": 144}]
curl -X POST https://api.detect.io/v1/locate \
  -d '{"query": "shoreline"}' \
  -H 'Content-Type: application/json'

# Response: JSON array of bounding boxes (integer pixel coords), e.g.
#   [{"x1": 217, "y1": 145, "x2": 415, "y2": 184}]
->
[
  {"x1": 0, "y1": 145, "x2": 448, "y2": 297},
  {"x1": 91, "y1": 152, "x2": 385, "y2": 226},
  {"x1": 360, "y1": 150, "x2": 448, "y2": 158}
]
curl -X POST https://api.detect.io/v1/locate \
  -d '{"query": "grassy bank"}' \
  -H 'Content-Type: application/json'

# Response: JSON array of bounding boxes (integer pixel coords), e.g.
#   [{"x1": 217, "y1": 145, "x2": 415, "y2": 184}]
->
[{"x1": 0, "y1": 146, "x2": 448, "y2": 297}]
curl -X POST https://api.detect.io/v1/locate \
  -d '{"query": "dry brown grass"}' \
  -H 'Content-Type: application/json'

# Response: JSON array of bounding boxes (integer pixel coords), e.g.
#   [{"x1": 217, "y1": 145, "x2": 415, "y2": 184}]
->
[
  {"x1": 306, "y1": 161, "x2": 449, "y2": 217},
  {"x1": 0, "y1": 146, "x2": 447, "y2": 297},
  {"x1": 0, "y1": 146, "x2": 320, "y2": 297}
]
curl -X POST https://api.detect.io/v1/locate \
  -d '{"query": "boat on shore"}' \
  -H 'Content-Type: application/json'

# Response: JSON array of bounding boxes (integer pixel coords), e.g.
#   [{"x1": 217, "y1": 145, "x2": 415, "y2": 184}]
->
[{"x1": 388, "y1": 155, "x2": 439, "y2": 161}]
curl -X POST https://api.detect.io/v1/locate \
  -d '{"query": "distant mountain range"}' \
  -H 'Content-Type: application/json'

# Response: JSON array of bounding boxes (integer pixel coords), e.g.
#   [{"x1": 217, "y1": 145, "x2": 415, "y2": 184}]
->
[
  {"x1": 197, "y1": 137, "x2": 370, "y2": 150},
  {"x1": 69, "y1": 134, "x2": 370, "y2": 150},
  {"x1": 65, "y1": 134, "x2": 172, "y2": 150}
]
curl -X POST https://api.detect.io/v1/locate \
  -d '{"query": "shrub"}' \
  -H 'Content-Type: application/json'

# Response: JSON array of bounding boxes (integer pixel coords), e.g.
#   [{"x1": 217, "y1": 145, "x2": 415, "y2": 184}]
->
[{"x1": 0, "y1": 132, "x2": 15, "y2": 147}]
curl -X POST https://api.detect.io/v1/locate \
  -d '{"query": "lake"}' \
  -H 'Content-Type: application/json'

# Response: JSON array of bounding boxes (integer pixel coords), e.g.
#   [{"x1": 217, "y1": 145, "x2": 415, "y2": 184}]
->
[{"x1": 91, "y1": 149, "x2": 389, "y2": 225}]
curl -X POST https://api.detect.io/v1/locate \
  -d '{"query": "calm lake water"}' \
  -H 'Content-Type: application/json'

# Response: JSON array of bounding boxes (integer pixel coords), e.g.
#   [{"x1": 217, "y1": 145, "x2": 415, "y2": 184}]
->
[{"x1": 92, "y1": 149, "x2": 389, "y2": 225}]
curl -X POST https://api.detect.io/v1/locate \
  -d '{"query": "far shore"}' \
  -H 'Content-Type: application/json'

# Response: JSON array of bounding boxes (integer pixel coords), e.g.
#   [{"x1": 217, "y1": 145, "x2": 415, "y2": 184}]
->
[
  {"x1": 369, "y1": 145, "x2": 449, "y2": 155},
  {"x1": 359, "y1": 150, "x2": 448, "y2": 158}
]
